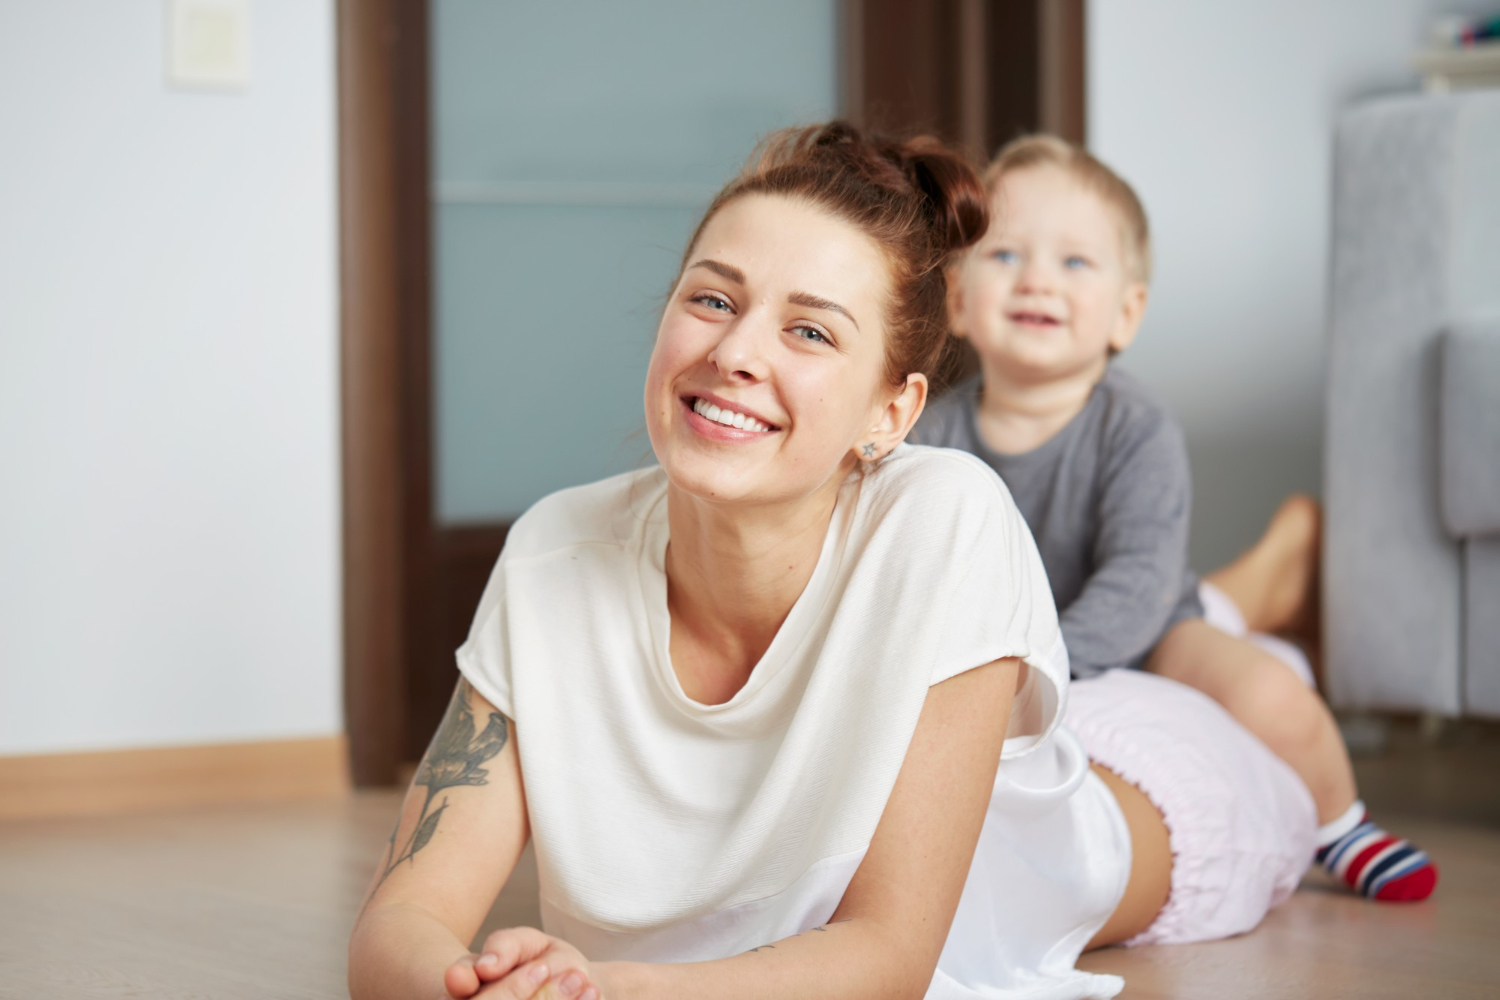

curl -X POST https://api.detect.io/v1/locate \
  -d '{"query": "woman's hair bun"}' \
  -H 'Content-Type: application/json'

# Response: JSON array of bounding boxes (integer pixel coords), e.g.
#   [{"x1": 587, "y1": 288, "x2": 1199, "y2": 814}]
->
[
  {"x1": 893, "y1": 136, "x2": 990, "y2": 256},
  {"x1": 801, "y1": 123, "x2": 989, "y2": 257}
]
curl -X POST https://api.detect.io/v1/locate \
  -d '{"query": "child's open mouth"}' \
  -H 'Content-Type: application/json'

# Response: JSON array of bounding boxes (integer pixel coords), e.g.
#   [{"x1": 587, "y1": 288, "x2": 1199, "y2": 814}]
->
[{"x1": 1008, "y1": 311, "x2": 1062, "y2": 328}]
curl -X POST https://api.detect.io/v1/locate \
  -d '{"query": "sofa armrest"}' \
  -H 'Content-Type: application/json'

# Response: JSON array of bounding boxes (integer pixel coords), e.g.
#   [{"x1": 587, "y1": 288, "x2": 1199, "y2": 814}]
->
[{"x1": 1441, "y1": 321, "x2": 1500, "y2": 537}]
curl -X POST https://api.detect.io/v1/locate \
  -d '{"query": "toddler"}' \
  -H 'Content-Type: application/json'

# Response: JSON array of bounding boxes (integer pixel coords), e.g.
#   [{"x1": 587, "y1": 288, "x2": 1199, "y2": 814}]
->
[{"x1": 916, "y1": 135, "x2": 1435, "y2": 903}]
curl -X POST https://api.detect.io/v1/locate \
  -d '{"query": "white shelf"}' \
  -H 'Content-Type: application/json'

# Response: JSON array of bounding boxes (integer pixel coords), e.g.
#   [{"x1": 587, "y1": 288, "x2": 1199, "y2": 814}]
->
[{"x1": 1413, "y1": 41, "x2": 1500, "y2": 92}]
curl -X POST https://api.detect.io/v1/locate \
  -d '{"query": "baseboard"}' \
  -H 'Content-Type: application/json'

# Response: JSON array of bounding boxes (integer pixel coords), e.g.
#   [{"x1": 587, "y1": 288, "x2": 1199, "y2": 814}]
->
[{"x1": 0, "y1": 735, "x2": 348, "y2": 822}]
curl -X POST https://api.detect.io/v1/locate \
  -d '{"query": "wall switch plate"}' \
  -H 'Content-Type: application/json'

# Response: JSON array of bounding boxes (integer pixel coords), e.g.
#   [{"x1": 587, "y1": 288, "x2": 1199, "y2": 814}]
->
[{"x1": 168, "y1": 0, "x2": 250, "y2": 90}]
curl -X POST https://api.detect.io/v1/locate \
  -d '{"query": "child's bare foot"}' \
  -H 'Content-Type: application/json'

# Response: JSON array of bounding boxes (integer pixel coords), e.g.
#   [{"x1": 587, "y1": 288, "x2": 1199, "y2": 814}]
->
[{"x1": 1205, "y1": 494, "x2": 1322, "y2": 639}]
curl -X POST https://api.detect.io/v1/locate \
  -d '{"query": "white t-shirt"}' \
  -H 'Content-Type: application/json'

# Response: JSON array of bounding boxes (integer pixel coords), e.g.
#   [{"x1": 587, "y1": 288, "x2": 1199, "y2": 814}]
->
[{"x1": 457, "y1": 444, "x2": 1127, "y2": 999}]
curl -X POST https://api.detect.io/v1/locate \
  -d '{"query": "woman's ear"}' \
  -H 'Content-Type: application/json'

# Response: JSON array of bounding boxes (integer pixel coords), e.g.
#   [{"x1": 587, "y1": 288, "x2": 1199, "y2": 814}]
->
[{"x1": 854, "y1": 373, "x2": 929, "y2": 463}]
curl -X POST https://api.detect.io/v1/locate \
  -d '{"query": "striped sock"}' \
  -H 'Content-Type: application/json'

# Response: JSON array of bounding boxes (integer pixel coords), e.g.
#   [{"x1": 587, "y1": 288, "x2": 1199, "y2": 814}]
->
[{"x1": 1314, "y1": 800, "x2": 1438, "y2": 902}]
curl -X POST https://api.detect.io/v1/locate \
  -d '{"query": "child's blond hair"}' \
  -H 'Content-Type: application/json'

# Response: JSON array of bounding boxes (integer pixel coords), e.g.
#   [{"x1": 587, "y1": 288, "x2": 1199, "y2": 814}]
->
[{"x1": 984, "y1": 135, "x2": 1152, "y2": 284}]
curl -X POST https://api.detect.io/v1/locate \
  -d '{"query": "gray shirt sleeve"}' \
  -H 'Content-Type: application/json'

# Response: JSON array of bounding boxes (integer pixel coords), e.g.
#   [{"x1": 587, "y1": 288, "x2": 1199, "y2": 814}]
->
[{"x1": 1059, "y1": 411, "x2": 1196, "y2": 675}]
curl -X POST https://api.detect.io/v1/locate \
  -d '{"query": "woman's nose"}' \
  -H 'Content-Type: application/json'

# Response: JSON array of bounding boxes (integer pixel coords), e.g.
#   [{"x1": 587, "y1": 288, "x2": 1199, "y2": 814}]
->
[{"x1": 707, "y1": 313, "x2": 772, "y2": 383}]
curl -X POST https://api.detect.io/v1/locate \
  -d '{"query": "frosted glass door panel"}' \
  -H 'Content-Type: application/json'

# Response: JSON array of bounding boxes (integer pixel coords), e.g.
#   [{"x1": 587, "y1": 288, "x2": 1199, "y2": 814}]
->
[
  {"x1": 437, "y1": 204, "x2": 694, "y2": 518},
  {"x1": 434, "y1": 0, "x2": 838, "y2": 522}
]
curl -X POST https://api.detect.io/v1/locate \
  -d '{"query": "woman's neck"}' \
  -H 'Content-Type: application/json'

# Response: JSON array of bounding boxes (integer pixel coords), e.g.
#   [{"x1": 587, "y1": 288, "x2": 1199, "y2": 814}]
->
[
  {"x1": 664, "y1": 472, "x2": 846, "y2": 704},
  {"x1": 974, "y1": 355, "x2": 1107, "y2": 456}
]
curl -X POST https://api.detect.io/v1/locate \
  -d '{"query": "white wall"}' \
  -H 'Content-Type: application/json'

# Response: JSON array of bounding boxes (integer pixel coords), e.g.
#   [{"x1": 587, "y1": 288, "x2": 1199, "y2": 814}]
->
[
  {"x1": 0, "y1": 1, "x2": 341, "y2": 755},
  {"x1": 1088, "y1": 0, "x2": 1495, "y2": 570}
]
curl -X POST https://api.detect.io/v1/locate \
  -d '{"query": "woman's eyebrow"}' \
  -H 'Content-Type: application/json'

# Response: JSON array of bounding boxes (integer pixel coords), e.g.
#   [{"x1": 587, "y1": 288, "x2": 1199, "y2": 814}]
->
[
  {"x1": 688, "y1": 260, "x2": 859, "y2": 330},
  {"x1": 688, "y1": 258, "x2": 745, "y2": 284},
  {"x1": 788, "y1": 290, "x2": 859, "y2": 331}
]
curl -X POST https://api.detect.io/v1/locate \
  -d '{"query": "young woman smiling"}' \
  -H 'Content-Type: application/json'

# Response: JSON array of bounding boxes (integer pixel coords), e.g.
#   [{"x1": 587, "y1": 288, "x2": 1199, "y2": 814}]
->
[{"x1": 348, "y1": 124, "x2": 1309, "y2": 1000}]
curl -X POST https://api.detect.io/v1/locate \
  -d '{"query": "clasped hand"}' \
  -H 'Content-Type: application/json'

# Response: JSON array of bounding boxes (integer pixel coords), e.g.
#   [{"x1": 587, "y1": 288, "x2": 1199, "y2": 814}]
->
[{"x1": 445, "y1": 926, "x2": 603, "y2": 1000}]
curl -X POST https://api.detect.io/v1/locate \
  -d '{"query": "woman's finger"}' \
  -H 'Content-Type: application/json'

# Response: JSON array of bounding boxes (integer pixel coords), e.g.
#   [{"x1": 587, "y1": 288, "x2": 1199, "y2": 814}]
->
[
  {"x1": 473, "y1": 948, "x2": 517, "y2": 983},
  {"x1": 472, "y1": 959, "x2": 552, "y2": 999},
  {"x1": 476, "y1": 927, "x2": 549, "y2": 982},
  {"x1": 443, "y1": 954, "x2": 482, "y2": 999},
  {"x1": 546, "y1": 969, "x2": 593, "y2": 999}
]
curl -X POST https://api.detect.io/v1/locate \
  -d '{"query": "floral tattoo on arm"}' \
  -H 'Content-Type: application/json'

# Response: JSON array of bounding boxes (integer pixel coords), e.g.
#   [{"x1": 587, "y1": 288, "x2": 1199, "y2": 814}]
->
[
  {"x1": 372, "y1": 681, "x2": 510, "y2": 893},
  {"x1": 744, "y1": 918, "x2": 850, "y2": 954}
]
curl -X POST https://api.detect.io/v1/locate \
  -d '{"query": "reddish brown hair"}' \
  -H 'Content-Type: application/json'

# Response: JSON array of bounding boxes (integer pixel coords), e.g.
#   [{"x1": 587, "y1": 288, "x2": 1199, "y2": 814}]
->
[{"x1": 680, "y1": 122, "x2": 988, "y2": 389}]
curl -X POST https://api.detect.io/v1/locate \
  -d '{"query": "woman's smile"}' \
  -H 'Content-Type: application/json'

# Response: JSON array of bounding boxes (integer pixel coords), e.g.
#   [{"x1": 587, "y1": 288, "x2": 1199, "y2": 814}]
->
[{"x1": 685, "y1": 392, "x2": 778, "y2": 435}]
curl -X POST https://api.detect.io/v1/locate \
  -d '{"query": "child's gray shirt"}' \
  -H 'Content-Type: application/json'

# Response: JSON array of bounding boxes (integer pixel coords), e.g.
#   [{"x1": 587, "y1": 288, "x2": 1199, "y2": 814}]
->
[{"x1": 913, "y1": 367, "x2": 1203, "y2": 677}]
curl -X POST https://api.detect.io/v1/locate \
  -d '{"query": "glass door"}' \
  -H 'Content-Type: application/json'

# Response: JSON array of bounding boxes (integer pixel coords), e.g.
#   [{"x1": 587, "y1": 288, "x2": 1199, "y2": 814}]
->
[{"x1": 432, "y1": 0, "x2": 839, "y2": 523}]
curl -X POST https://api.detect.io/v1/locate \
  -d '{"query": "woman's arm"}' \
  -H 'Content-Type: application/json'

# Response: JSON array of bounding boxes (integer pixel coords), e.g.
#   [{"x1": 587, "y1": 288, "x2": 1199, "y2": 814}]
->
[
  {"x1": 595, "y1": 656, "x2": 1021, "y2": 1000},
  {"x1": 348, "y1": 679, "x2": 532, "y2": 1000}
]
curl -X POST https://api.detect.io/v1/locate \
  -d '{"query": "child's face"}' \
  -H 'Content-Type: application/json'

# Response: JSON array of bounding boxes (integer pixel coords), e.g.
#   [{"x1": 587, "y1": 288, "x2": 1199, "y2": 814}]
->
[{"x1": 950, "y1": 165, "x2": 1146, "y2": 385}]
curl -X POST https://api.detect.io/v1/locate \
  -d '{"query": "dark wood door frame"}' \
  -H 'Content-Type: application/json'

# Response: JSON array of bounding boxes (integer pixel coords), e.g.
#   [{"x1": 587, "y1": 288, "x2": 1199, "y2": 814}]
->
[
  {"x1": 844, "y1": 0, "x2": 1086, "y2": 158},
  {"x1": 337, "y1": 0, "x2": 1086, "y2": 787},
  {"x1": 338, "y1": 0, "x2": 433, "y2": 786},
  {"x1": 339, "y1": 0, "x2": 517, "y2": 785}
]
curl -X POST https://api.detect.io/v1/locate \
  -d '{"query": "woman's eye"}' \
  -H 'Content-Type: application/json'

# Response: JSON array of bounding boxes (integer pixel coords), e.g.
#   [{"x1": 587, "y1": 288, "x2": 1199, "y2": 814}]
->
[
  {"x1": 691, "y1": 292, "x2": 733, "y2": 312},
  {"x1": 992, "y1": 249, "x2": 1018, "y2": 264},
  {"x1": 791, "y1": 325, "x2": 829, "y2": 345},
  {"x1": 1064, "y1": 255, "x2": 1090, "y2": 270}
]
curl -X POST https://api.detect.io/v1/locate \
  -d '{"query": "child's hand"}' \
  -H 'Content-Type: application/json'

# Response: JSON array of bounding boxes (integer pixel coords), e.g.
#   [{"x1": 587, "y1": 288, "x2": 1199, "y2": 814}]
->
[{"x1": 444, "y1": 926, "x2": 601, "y2": 1000}]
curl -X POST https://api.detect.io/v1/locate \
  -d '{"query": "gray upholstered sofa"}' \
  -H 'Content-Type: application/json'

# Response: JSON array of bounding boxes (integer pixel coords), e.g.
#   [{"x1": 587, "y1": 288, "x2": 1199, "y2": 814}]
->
[{"x1": 1324, "y1": 90, "x2": 1500, "y2": 718}]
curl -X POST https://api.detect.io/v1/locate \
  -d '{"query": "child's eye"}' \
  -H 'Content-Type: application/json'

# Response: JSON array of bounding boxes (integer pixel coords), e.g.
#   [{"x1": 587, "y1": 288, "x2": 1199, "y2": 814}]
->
[
  {"x1": 690, "y1": 291, "x2": 735, "y2": 312},
  {"x1": 991, "y1": 249, "x2": 1018, "y2": 265},
  {"x1": 1063, "y1": 255, "x2": 1091, "y2": 270},
  {"x1": 791, "y1": 325, "x2": 830, "y2": 346}
]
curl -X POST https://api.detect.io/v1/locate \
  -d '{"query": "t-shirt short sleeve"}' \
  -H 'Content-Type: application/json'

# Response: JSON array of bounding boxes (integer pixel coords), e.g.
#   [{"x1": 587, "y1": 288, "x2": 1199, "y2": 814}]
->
[
  {"x1": 916, "y1": 450, "x2": 1070, "y2": 759},
  {"x1": 451, "y1": 473, "x2": 643, "y2": 721},
  {"x1": 454, "y1": 542, "x2": 517, "y2": 720}
]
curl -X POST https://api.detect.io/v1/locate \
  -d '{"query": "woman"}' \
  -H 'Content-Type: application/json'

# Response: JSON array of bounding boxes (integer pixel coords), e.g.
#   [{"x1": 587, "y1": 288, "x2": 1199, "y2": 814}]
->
[{"x1": 348, "y1": 124, "x2": 1312, "y2": 1000}]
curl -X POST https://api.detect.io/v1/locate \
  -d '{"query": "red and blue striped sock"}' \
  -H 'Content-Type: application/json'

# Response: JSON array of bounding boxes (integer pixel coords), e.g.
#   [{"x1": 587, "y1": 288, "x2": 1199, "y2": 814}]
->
[{"x1": 1314, "y1": 800, "x2": 1438, "y2": 902}]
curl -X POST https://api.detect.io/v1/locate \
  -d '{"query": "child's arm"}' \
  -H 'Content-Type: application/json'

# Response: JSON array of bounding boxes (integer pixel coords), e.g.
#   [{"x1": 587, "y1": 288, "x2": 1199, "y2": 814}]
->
[{"x1": 1061, "y1": 414, "x2": 1195, "y2": 675}]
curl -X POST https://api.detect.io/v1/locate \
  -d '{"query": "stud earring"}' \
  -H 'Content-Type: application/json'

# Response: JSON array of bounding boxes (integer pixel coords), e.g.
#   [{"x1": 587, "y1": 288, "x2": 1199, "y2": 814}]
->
[{"x1": 861, "y1": 443, "x2": 877, "y2": 459}]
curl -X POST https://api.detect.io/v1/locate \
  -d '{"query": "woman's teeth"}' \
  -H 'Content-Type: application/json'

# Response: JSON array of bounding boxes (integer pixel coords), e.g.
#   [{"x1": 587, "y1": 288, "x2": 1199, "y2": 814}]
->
[{"x1": 692, "y1": 397, "x2": 772, "y2": 432}]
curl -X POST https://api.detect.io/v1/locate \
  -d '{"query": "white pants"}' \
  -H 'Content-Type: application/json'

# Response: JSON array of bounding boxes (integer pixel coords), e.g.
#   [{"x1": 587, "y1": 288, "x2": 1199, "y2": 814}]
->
[{"x1": 1198, "y1": 581, "x2": 1316, "y2": 688}]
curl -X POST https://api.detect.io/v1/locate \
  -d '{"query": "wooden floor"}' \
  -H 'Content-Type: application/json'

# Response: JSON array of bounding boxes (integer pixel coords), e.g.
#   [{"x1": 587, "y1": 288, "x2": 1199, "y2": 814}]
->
[{"x1": 2, "y1": 721, "x2": 1497, "y2": 999}]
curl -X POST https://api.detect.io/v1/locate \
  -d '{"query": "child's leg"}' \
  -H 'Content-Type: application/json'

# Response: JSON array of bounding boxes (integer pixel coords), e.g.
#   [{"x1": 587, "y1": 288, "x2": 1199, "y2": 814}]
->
[
  {"x1": 1203, "y1": 494, "x2": 1321, "y2": 643},
  {"x1": 1199, "y1": 579, "x2": 1318, "y2": 687},
  {"x1": 1149, "y1": 620, "x2": 1436, "y2": 901},
  {"x1": 1148, "y1": 620, "x2": 1353, "y2": 822}
]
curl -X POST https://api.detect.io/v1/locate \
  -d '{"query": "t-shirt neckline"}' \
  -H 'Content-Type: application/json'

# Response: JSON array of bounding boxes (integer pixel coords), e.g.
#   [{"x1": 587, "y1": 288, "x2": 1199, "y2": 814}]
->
[
  {"x1": 963, "y1": 371, "x2": 1107, "y2": 469},
  {"x1": 637, "y1": 476, "x2": 857, "y2": 717}
]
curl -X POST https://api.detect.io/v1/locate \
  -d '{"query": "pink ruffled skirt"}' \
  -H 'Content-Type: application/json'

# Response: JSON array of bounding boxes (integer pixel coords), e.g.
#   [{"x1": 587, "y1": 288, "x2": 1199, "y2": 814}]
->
[{"x1": 1065, "y1": 668, "x2": 1317, "y2": 946}]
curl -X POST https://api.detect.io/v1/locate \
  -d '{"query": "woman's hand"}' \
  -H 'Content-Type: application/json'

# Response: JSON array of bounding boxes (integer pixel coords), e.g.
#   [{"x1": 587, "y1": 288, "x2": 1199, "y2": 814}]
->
[{"x1": 444, "y1": 926, "x2": 602, "y2": 1000}]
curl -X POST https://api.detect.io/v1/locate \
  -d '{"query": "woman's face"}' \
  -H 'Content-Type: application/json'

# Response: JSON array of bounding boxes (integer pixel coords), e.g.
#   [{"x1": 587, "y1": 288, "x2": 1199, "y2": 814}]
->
[{"x1": 645, "y1": 194, "x2": 897, "y2": 509}]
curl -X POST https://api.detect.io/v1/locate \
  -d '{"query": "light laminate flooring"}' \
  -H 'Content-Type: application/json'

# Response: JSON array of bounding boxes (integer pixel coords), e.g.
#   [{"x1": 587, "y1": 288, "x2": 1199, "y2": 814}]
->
[{"x1": 2, "y1": 723, "x2": 1497, "y2": 998}]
